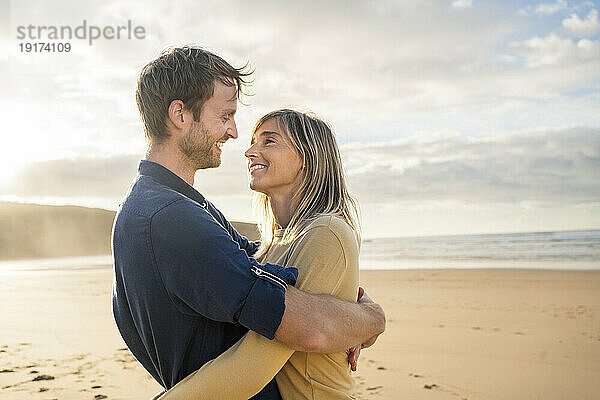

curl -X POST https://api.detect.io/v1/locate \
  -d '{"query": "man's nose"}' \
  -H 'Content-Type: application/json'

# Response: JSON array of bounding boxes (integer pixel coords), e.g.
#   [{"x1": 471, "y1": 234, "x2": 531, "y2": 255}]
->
[{"x1": 227, "y1": 119, "x2": 238, "y2": 139}]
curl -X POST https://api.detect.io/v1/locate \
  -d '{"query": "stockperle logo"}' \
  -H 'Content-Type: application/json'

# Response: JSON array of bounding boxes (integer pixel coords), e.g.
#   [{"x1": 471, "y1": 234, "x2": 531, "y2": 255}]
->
[{"x1": 16, "y1": 19, "x2": 146, "y2": 46}]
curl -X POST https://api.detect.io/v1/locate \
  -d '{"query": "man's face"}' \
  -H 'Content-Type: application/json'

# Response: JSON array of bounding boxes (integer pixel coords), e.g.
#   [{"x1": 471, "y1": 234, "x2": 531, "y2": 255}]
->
[{"x1": 178, "y1": 80, "x2": 238, "y2": 170}]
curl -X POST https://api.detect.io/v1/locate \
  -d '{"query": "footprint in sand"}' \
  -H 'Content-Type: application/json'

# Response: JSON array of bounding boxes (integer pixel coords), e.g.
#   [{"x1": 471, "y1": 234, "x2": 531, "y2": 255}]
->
[
  {"x1": 114, "y1": 349, "x2": 136, "y2": 364},
  {"x1": 32, "y1": 374, "x2": 55, "y2": 381}
]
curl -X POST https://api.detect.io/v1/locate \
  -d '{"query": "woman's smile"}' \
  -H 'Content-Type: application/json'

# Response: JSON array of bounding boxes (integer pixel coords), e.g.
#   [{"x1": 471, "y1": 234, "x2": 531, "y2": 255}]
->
[{"x1": 249, "y1": 163, "x2": 268, "y2": 174}]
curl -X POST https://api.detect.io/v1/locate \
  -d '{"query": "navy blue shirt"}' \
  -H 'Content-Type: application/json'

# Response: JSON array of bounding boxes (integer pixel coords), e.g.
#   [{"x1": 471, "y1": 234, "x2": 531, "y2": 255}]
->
[{"x1": 112, "y1": 160, "x2": 298, "y2": 398}]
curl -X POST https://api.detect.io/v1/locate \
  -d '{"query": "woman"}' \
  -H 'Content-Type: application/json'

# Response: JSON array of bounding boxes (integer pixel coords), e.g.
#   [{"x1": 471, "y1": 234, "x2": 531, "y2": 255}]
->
[{"x1": 160, "y1": 109, "x2": 362, "y2": 399}]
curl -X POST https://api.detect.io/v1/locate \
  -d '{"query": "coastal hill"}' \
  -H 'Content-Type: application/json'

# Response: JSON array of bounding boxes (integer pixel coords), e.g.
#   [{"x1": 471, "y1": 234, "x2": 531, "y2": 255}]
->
[{"x1": 0, "y1": 202, "x2": 259, "y2": 260}]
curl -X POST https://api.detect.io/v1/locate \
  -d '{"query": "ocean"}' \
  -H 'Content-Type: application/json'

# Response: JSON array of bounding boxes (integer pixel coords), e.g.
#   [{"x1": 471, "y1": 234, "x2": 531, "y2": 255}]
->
[
  {"x1": 1, "y1": 230, "x2": 599, "y2": 273},
  {"x1": 359, "y1": 229, "x2": 600, "y2": 270}
]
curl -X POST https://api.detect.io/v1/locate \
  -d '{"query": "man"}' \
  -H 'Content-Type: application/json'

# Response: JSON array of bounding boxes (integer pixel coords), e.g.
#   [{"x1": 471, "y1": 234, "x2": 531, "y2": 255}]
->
[{"x1": 112, "y1": 46, "x2": 385, "y2": 399}]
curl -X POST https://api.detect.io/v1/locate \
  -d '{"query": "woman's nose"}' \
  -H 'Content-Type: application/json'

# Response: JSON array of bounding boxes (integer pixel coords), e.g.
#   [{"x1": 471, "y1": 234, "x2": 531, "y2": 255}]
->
[{"x1": 244, "y1": 143, "x2": 257, "y2": 159}]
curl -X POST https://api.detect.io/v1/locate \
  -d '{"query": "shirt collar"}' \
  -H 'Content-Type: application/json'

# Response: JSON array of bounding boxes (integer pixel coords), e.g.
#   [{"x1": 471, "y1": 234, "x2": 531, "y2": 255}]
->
[{"x1": 138, "y1": 160, "x2": 207, "y2": 207}]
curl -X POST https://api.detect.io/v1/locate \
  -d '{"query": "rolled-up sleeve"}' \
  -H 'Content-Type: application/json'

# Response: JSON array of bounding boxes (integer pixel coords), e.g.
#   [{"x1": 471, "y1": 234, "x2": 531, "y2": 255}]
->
[
  {"x1": 150, "y1": 199, "x2": 298, "y2": 339},
  {"x1": 238, "y1": 262, "x2": 297, "y2": 338}
]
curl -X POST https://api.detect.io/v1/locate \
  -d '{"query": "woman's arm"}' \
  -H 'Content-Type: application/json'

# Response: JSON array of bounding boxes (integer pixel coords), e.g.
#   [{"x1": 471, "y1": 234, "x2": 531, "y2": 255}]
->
[
  {"x1": 158, "y1": 331, "x2": 293, "y2": 400},
  {"x1": 158, "y1": 222, "x2": 354, "y2": 400}
]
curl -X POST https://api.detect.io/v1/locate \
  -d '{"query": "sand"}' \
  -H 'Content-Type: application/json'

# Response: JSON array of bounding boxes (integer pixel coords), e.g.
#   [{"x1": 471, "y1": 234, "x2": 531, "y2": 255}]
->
[{"x1": 1, "y1": 266, "x2": 599, "y2": 399}]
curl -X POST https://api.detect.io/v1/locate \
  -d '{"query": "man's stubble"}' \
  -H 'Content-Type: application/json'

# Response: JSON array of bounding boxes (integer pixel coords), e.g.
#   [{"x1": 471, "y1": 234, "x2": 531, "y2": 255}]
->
[{"x1": 178, "y1": 120, "x2": 221, "y2": 170}]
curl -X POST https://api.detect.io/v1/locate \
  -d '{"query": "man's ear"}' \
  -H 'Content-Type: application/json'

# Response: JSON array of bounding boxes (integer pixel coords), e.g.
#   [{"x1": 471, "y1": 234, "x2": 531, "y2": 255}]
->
[{"x1": 167, "y1": 100, "x2": 187, "y2": 130}]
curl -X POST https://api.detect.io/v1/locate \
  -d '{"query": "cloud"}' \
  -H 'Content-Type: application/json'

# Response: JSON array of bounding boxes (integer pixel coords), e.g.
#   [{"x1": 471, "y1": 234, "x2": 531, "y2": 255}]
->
[
  {"x1": 2, "y1": 155, "x2": 142, "y2": 202},
  {"x1": 0, "y1": 146, "x2": 252, "y2": 205},
  {"x1": 511, "y1": 33, "x2": 600, "y2": 67},
  {"x1": 2, "y1": 127, "x2": 598, "y2": 214},
  {"x1": 343, "y1": 126, "x2": 600, "y2": 206},
  {"x1": 452, "y1": 0, "x2": 473, "y2": 9},
  {"x1": 518, "y1": 0, "x2": 569, "y2": 16},
  {"x1": 562, "y1": 8, "x2": 600, "y2": 36},
  {"x1": 3, "y1": 0, "x2": 600, "y2": 161},
  {"x1": 535, "y1": 0, "x2": 568, "y2": 15}
]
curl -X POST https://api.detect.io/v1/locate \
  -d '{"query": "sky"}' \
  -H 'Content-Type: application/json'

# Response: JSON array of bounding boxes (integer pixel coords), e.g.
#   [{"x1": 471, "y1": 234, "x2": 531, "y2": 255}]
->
[{"x1": 0, "y1": 0, "x2": 599, "y2": 238}]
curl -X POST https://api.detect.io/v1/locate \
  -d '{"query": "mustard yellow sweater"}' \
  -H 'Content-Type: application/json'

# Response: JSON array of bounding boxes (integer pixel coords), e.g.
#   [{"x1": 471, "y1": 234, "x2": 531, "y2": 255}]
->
[{"x1": 158, "y1": 215, "x2": 359, "y2": 400}]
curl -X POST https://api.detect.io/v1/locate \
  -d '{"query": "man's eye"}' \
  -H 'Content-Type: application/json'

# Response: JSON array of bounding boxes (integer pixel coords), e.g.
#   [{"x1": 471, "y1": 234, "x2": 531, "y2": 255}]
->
[{"x1": 265, "y1": 139, "x2": 275, "y2": 144}]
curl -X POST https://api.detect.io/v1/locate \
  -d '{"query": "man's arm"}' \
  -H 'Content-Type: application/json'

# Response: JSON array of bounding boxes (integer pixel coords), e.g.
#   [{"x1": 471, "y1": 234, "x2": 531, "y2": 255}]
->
[
  {"x1": 151, "y1": 200, "x2": 297, "y2": 339},
  {"x1": 274, "y1": 222, "x2": 386, "y2": 353},
  {"x1": 275, "y1": 285, "x2": 385, "y2": 353}
]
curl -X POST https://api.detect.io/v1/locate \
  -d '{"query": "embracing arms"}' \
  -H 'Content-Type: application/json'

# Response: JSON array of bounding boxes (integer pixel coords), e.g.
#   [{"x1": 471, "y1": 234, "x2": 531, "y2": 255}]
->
[
  {"x1": 276, "y1": 285, "x2": 385, "y2": 352},
  {"x1": 159, "y1": 287, "x2": 384, "y2": 400},
  {"x1": 159, "y1": 221, "x2": 385, "y2": 399},
  {"x1": 154, "y1": 202, "x2": 384, "y2": 352}
]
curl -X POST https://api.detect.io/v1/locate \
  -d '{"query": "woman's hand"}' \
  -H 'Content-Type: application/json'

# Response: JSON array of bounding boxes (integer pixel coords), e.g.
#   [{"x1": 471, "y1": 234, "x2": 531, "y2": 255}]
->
[
  {"x1": 347, "y1": 287, "x2": 383, "y2": 371},
  {"x1": 348, "y1": 344, "x2": 361, "y2": 371}
]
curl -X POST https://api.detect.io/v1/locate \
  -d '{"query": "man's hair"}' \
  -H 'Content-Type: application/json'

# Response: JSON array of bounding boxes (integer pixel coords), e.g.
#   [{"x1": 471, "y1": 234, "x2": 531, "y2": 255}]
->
[
  {"x1": 251, "y1": 109, "x2": 361, "y2": 259},
  {"x1": 136, "y1": 46, "x2": 252, "y2": 142}
]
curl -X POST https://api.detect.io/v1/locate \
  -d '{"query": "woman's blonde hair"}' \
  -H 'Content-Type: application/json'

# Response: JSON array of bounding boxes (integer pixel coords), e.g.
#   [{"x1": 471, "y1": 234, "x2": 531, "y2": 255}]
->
[{"x1": 251, "y1": 109, "x2": 360, "y2": 259}]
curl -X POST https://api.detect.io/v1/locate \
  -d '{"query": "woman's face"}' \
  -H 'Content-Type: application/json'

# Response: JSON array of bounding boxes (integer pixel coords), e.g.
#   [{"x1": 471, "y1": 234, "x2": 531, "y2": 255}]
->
[{"x1": 244, "y1": 118, "x2": 304, "y2": 197}]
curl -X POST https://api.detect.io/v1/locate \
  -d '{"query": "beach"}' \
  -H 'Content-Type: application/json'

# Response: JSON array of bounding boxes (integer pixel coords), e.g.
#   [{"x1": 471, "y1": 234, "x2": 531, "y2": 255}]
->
[{"x1": 1, "y1": 266, "x2": 599, "y2": 399}]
